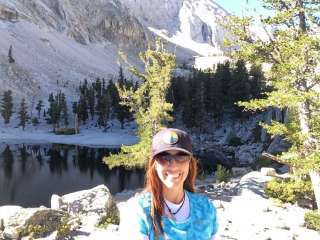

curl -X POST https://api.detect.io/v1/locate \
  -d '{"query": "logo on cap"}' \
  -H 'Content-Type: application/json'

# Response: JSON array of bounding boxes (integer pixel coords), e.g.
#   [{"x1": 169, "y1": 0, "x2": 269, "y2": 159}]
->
[{"x1": 163, "y1": 131, "x2": 179, "y2": 145}]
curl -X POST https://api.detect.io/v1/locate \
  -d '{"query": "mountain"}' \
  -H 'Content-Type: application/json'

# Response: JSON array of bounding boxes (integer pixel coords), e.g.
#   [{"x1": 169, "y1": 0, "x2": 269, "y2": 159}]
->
[
  {"x1": 118, "y1": 0, "x2": 230, "y2": 56},
  {"x1": 0, "y1": 0, "x2": 229, "y2": 103}
]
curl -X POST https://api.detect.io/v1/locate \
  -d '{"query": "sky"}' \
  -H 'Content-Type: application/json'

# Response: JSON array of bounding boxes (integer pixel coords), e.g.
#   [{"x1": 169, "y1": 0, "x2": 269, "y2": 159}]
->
[{"x1": 215, "y1": 0, "x2": 272, "y2": 17}]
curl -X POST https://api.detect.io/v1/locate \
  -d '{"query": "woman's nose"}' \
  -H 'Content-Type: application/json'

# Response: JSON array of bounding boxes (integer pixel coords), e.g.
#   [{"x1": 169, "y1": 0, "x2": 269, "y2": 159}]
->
[{"x1": 167, "y1": 159, "x2": 179, "y2": 167}]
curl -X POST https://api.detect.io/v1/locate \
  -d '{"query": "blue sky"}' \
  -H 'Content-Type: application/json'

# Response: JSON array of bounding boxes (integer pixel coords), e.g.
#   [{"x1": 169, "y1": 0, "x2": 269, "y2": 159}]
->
[{"x1": 215, "y1": 0, "x2": 271, "y2": 17}]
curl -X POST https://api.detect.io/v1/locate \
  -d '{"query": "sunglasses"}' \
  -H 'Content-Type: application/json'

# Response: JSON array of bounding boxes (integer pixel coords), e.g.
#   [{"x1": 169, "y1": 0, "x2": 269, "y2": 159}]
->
[{"x1": 156, "y1": 152, "x2": 191, "y2": 165}]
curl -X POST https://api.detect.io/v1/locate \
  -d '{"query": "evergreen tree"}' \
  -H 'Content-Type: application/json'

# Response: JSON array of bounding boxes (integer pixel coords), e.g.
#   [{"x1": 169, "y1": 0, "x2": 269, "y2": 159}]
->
[
  {"x1": 193, "y1": 78, "x2": 207, "y2": 133},
  {"x1": 87, "y1": 86, "x2": 95, "y2": 120},
  {"x1": 105, "y1": 41, "x2": 176, "y2": 167},
  {"x1": 78, "y1": 95, "x2": 88, "y2": 124},
  {"x1": 228, "y1": 59, "x2": 250, "y2": 104},
  {"x1": 226, "y1": 0, "x2": 320, "y2": 212},
  {"x1": 46, "y1": 93, "x2": 54, "y2": 124},
  {"x1": 8, "y1": 45, "x2": 15, "y2": 63},
  {"x1": 182, "y1": 72, "x2": 202, "y2": 129},
  {"x1": 204, "y1": 65, "x2": 224, "y2": 118},
  {"x1": 47, "y1": 92, "x2": 63, "y2": 131},
  {"x1": 249, "y1": 64, "x2": 266, "y2": 99},
  {"x1": 112, "y1": 68, "x2": 133, "y2": 128},
  {"x1": 96, "y1": 91, "x2": 111, "y2": 129},
  {"x1": 18, "y1": 98, "x2": 29, "y2": 131},
  {"x1": 168, "y1": 76, "x2": 187, "y2": 112},
  {"x1": 60, "y1": 93, "x2": 68, "y2": 127},
  {"x1": 1, "y1": 90, "x2": 13, "y2": 124},
  {"x1": 35, "y1": 100, "x2": 43, "y2": 118},
  {"x1": 221, "y1": 61, "x2": 232, "y2": 104},
  {"x1": 106, "y1": 79, "x2": 119, "y2": 119}
]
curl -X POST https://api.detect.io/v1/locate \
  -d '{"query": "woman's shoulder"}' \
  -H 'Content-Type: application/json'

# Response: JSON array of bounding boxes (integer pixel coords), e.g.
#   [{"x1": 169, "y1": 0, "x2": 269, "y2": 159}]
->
[
  {"x1": 186, "y1": 191, "x2": 216, "y2": 212},
  {"x1": 186, "y1": 191, "x2": 212, "y2": 203},
  {"x1": 129, "y1": 191, "x2": 152, "y2": 210}
]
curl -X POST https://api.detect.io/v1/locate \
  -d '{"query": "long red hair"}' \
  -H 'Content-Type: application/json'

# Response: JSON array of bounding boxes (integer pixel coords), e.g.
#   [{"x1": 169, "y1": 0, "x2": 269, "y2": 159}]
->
[{"x1": 144, "y1": 155, "x2": 198, "y2": 236}]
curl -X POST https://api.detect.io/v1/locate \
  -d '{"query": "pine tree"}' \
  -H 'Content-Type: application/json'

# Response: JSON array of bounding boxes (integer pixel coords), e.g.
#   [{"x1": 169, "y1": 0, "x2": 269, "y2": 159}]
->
[
  {"x1": 182, "y1": 71, "x2": 201, "y2": 129},
  {"x1": 87, "y1": 86, "x2": 95, "y2": 120},
  {"x1": 78, "y1": 95, "x2": 88, "y2": 124},
  {"x1": 1, "y1": 90, "x2": 13, "y2": 124},
  {"x1": 105, "y1": 40, "x2": 176, "y2": 167},
  {"x1": 194, "y1": 78, "x2": 207, "y2": 133},
  {"x1": 168, "y1": 76, "x2": 187, "y2": 112},
  {"x1": 228, "y1": 59, "x2": 250, "y2": 103},
  {"x1": 60, "y1": 93, "x2": 68, "y2": 127},
  {"x1": 35, "y1": 100, "x2": 43, "y2": 119},
  {"x1": 112, "y1": 68, "x2": 133, "y2": 128},
  {"x1": 249, "y1": 64, "x2": 266, "y2": 99},
  {"x1": 47, "y1": 93, "x2": 54, "y2": 124},
  {"x1": 8, "y1": 45, "x2": 15, "y2": 63},
  {"x1": 18, "y1": 98, "x2": 29, "y2": 131},
  {"x1": 225, "y1": 0, "x2": 320, "y2": 212}
]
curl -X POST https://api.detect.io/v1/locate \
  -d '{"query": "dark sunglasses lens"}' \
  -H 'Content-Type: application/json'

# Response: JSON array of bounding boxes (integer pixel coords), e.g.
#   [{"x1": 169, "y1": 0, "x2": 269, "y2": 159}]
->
[{"x1": 157, "y1": 153, "x2": 190, "y2": 164}]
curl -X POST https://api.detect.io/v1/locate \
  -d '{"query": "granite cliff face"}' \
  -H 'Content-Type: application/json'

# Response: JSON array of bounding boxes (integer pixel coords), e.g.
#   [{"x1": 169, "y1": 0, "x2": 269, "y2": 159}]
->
[
  {"x1": 118, "y1": 0, "x2": 230, "y2": 56},
  {"x1": 0, "y1": 0, "x2": 229, "y2": 101},
  {"x1": 0, "y1": 0, "x2": 149, "y2": 47}
]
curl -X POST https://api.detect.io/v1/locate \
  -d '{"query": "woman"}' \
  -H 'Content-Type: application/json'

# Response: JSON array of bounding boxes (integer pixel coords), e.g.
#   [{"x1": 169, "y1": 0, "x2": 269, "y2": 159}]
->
[{"x1": 121, "y1": 128, "x2": 218, "y2": 240}]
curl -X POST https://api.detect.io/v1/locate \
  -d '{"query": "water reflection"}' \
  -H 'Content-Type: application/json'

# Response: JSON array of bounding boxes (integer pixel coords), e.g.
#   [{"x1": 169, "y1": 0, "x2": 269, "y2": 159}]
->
[
  {"x1": 0, "y1": 144, "x2": 144, "y2": 207},
  {"x1": 2, "y1": 145, "x2": 14, "y2": 179}
]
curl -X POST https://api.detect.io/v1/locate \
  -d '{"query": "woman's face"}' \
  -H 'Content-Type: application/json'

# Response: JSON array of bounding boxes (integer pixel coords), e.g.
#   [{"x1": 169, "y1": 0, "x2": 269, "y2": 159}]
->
[{"x1": 155, "y1": 150, "x2": 190, "y2": 190}]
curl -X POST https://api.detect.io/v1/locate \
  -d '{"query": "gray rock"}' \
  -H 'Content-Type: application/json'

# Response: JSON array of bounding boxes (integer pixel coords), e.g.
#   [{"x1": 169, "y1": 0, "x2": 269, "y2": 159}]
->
[
  {"x1": 59, "y1": 184, "x2": 119, "y2": 228},
  {"x1": 261, "y1": 167, "x2": 277, "y2": 177},
  {"x1": 50, "y1": 194, "x2": 63, "y2": 210},
  {"x1": 234, "y1": 143, "x2": 264, "y2": 165},
  {"x1": 232, "y1": 167, "x2": 252, "y2": 177},
  {"x1": 0, "y1": 206, "x2": 69, "y2": 239},
  {"x1": 0, "y1": 5, "x2": 18, "y2": 22},
  {"x1": 267, "y1": 136, "x2": 290, "y2": 154}
]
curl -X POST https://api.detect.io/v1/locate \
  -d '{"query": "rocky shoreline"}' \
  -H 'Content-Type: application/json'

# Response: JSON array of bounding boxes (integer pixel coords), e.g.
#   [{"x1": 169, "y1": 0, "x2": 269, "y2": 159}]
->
[{"x1": 0, "y1": 168, "x2": 319, "y2": 240}]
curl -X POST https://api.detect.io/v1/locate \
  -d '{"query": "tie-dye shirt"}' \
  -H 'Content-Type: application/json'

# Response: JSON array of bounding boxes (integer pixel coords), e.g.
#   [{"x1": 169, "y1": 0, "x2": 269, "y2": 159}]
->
[{"x1": 130, "y1": 191, "x2": 218, "y2": 240}]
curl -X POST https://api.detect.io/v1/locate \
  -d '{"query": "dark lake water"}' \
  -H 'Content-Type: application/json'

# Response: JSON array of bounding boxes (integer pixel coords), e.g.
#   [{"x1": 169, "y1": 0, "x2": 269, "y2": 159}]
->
[{"x1": 0, "y1": 143, "x2": 145, "y2": 207}]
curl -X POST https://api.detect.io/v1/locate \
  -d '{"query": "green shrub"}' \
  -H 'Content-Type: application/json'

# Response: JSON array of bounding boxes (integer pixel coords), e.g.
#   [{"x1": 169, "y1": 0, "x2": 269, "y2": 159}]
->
[
  {"x1": 304, "y1": 211, "x2": 320, "y2": 231},
  {"x1": 197, "y1": 170, "x2": 209, "y2": 181},
  {"x1": 265, "y1": 178, "x2": 315, "y2": 204},
  {"x1": 216, "y1": 165, "x2": 231, "y2": 183},
  {"x1": 57, "y1": 216, "x2": 72, "y2": 238},
  {"x1": 20, "y1": 210, "x2": 69, "y2": 238},
  {"x1": 32, "y1": 117, "x2": 39, "y2": 126},
  {"x1": 55, "y1": 128, "x2": 77, "y2": 135},
  {"x1": 252, "y1": 155, "x2": 280, "y2": 170},
  {"x1": 98, "y1": 204, "x2": 120, "y2": 229}
]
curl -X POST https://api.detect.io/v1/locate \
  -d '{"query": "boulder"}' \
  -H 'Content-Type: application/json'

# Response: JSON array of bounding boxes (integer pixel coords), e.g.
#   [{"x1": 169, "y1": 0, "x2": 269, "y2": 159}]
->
[
  {"x1": 261, "y1": 167, "x2": 277, "y2": 177},
  {"x1": 220, "y1": 127, "x2": 237, "y2": 145},
  {"x1": 51, "y1": 194, "x2": 63, "y2": 210},
  {"x1": 234, "y1": 143, "x2": 264, "y2": 165},
  {"x1": 55, "y1": 185, "x2": 119, "y2": 228},
  {"x1": 267, "y1": 136, "x2": 290, "y2": 154},
  {"x1": 0, "y1": 206, "x2": 70, "y2": 239},
  {"x1": 231, "y1": 167, "x2": 252, "y2": 177}
]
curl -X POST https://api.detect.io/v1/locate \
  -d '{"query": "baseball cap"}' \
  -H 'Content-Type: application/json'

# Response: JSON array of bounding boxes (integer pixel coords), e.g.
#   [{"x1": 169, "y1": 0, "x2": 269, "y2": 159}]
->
[{"x1": 152, "y1": 128, "x2": 193, "y2": 158}]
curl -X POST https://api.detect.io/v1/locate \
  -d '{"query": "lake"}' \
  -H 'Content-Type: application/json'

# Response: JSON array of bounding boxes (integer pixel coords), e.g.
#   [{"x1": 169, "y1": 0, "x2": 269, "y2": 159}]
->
[{"x1": 0, "y1": 143, "x2": 145, "y2": 207}]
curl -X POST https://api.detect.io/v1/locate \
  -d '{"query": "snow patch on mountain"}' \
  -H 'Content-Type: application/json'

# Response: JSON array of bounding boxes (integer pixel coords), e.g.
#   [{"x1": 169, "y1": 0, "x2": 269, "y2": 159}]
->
[{"x1": 119, "y1": 0, "x2": 230, "y2": 56}]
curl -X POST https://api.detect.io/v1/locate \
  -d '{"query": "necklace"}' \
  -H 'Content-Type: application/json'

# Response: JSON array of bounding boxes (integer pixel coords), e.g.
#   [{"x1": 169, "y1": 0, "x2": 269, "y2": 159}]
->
[{"x1": 164, "y1": 192, "x2": 185, "y2": 215}]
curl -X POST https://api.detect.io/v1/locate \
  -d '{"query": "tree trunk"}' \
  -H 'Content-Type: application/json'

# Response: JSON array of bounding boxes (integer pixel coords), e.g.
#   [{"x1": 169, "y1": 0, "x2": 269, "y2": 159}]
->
[
  {"x1": 75, "y1": 114, "x2": 79, "y2": 134},
  {"x1": 298, "y1": 102, "x2": 319, "y2": 211},
  {"x1": 309, "y1": 170, "x2": 320, "y2": 213}
]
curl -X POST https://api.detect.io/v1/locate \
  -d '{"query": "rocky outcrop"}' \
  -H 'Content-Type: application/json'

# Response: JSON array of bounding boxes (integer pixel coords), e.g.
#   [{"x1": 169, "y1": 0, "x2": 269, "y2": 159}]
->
[
  {"x1": 0, "y1": 185, "x2": 119, "y2": 239},
  {"x1": 1, "y1": 0, "x2": 149, "y2": 48},
  {"x1": 51, "y1": 185, "x2": 119, "y2": 228},
  {"x1": 267, "y1": 135, "x2": 291, "y2": 154},
  {"x1": 0, "y1": 206, "x2": 72, "y2": 239},
  {"x1": 0, "y1": 5, "x2": 18, "y2": 21}
]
